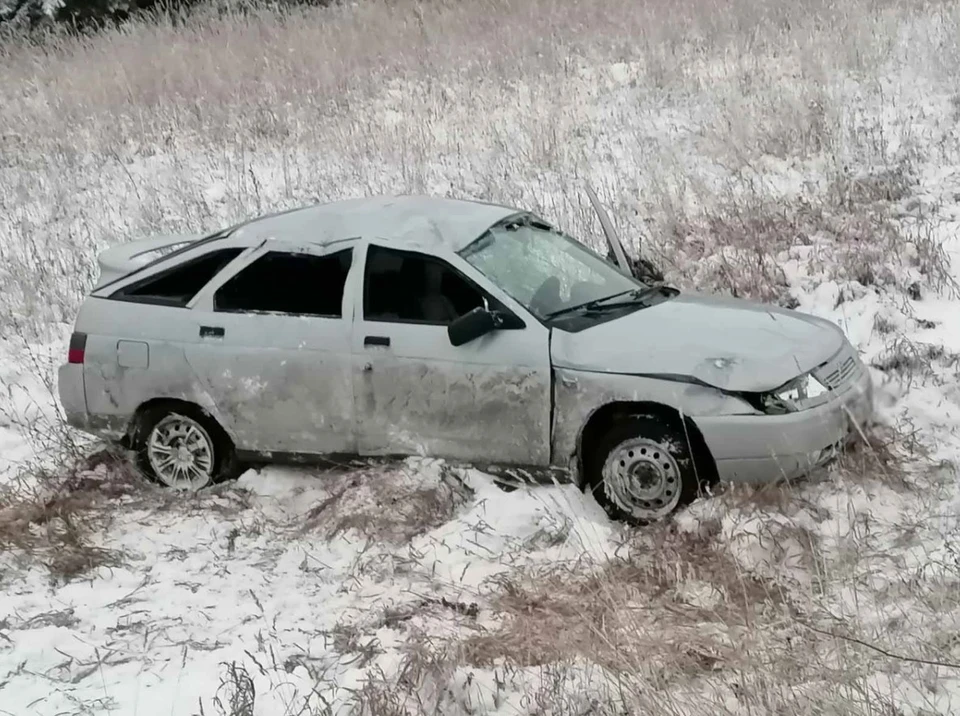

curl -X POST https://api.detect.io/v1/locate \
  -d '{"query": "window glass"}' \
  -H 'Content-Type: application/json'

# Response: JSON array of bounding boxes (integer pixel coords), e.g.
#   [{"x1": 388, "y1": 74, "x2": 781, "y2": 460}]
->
[
  {"x1": 460, "y1": 222, "x2": 639, "y2": 320},
  {"x1": 364, "y1": 246, "x2": 490, "y2": 325},
  {"x1": 215, "y1": 249, "x2": 352, "y2": 317},
  {"x1": 112, "y1": 248, "x2": 243, "y2": 306}
]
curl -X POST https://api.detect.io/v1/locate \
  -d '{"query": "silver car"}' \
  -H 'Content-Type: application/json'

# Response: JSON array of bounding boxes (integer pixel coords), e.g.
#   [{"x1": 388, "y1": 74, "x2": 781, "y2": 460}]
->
[{"x1": 57, "y1": 194, "x2": 874, "y2": 522}]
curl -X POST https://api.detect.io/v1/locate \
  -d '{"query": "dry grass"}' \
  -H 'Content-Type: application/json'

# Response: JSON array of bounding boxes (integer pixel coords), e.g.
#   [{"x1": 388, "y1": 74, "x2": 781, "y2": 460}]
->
[
  {"x1": 302, "y1": 461, "x2": 473, "y2": 543},
  {"x1": 0, "y1": 448, "x2": 137, "y2": 582},
  {"x1": 660, "y1": 165, "x2": 956, "y2": 307},
  {"x1": 1, "y1": 0, "x2": 959, "y2": 335},
  {"x1": 872, "y1": 335, "x2": 959, "y2": 389},
  {"x1": 462, "y1": 528, "x2": 783, "y2": 676},
  {"x1": 210, "y1": 661, "x2": 257, "y2": 716},
  {"x1": 3, "y1": 1, "x2": 960, "y2": 713},
  {"x1": 836, "y1": 423, "x2": 927, "y2": 490},
  {"x1": 170, "y1": 430, "x2": 959, "y2": 714},
  {"x1": 0, "y1": 0, "x2": 930, "y2": 141},
  {"x1": 341, "y1": 513, "x2": 959, "y2": 715}
]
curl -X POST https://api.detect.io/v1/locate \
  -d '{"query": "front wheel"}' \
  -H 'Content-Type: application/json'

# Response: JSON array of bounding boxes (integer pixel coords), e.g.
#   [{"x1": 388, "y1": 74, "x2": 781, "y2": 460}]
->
[
  {"x1": 586, "y1": 414, "x2": 706, "y2": 523},
  {"x1": 133, "y1": 404, "x2": 237, "y2": 490}
]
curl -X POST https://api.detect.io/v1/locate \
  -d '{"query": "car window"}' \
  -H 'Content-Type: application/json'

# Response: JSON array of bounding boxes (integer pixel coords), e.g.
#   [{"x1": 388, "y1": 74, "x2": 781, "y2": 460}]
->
[
  {"x1": 111, "y1": 248, "x2": 244, "y2": 307},
  {"x1": 215, "y1": 248, "x2": 352, "y2": 317},
  {"x1": 459, "y1": 221, "x2": 640, "y2": 320},
  {"x1": 364, "y1": 246, "x2": 495, "y2": 325}
]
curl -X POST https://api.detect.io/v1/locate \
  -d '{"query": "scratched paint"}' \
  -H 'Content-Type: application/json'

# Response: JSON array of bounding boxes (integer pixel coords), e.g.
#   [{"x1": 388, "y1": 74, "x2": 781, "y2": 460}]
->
[
  {"x1": 356, "y1": 359, "x2": 550, "y2": 465},
  {"x1": 550, "y1": 367, "x2": 761, "y2": 478}
]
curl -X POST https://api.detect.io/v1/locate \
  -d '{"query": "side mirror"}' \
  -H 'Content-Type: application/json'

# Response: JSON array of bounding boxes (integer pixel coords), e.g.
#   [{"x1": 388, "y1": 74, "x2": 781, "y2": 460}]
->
[{"x1": 448, "y1": 306, "x2": 499, "y2": 347}]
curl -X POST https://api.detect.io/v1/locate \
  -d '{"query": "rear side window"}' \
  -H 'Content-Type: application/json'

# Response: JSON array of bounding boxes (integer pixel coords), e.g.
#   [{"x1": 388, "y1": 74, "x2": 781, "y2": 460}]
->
[
  {"x1": 111, "y1": 248, "x2": 243, "y2": 307},
  {"x1": 214, "y1": 249, "x2": 352, "y2": 317}
]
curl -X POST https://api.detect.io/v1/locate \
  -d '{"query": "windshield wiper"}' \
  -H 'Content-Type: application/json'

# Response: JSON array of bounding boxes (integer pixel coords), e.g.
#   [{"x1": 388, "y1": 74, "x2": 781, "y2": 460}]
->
[
  {"x1": 592, "y1": 285, "x2": 667, "y2": 308},
  {"x1": 543, "y1": 286, "x2": 669, "y2": 320},
  {"x1": 543, "y1": 288, "x2": 647, "y2": 319}
]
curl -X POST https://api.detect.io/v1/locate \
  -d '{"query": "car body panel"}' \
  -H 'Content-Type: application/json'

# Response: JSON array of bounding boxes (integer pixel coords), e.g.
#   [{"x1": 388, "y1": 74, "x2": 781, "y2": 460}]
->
[
  {"x1": 351, "y1": 241, "x2": 552, "y2": 464},
  {"x1": 95, "y1": 233, "x2": 205, "y2": 289},
  {"x1": 552, "y1": 355, "x2": 873, "y2": 483},
  {"x1": 183, "y1": 316, "x2": 355, "y2": 456},
  {"x1": 57, "y1": 194, "x2": 876, "y2": 499},
  {"x1": 91, "y1": 233, "x2": 259, "y2": 300},
  {"x1": 229, "y1": 196, "x2": 527, "y2": 254},
  {"x1": 550, "y1": 366, "x2": 761, "y2": 472},
  {"x1": 75, "y1": 299, "x2": 221, "y2": 440},
  {"x1": 181, "y1": 239, "x2": 360, "y2": 454},
  {"x1": 696, "y1": 367, "x2": 874, "y2": 482},
  {"x1": 551, "y1": 292, "x2": 846, "y2": 392},
  {"x1": 57, "y1": 363, "x2": 87, "y2": 428},
  {"x1": 352, "y1": 325, "x2": 552, "y2": 463}
]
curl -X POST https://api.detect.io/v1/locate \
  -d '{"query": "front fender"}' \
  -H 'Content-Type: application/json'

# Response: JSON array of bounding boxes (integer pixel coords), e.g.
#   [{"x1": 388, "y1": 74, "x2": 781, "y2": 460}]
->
[{"x1": 550, "y1": 367, "x2": 759, "y2": 469}]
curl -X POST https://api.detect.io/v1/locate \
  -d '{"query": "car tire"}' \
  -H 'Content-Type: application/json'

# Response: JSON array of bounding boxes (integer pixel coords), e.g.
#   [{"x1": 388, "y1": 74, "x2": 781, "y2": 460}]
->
[
  {"x1": 585, "y1": 414, "x2": 705, "y2": 524},
  {"x1": 133, "y1": 403, "x2": 238, "y2": 491}
]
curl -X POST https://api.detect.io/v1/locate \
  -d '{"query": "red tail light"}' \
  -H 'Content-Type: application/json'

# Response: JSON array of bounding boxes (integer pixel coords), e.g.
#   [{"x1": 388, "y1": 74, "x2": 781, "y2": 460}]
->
[{"x1": 68, "y1": 332, "x2": 87, "y2": 364}]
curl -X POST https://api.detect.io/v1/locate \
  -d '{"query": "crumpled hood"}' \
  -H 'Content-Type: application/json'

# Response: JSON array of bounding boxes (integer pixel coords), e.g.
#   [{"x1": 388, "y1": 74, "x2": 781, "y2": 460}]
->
[{"x1": 550, "y1": 291, "x2": 846, "y2": 392}]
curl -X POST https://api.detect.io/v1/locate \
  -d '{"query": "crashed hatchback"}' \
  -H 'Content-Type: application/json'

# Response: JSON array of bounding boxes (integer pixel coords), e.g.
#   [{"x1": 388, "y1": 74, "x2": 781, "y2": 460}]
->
[{"x1": 58, "y1": 194, "x2": 874, "y2": 522}]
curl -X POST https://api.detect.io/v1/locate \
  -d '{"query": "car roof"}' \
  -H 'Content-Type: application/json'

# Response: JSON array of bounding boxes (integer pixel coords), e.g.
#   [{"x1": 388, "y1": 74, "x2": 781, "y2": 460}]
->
[{"x1": 230, "y1": 195, "x2": 535, "y2": 253}]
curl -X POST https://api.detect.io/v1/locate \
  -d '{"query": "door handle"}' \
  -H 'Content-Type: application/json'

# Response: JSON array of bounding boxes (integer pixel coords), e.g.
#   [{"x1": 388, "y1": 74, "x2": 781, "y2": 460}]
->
[
  {"x1": 364, "y1": 335, "x2": 390, "y2": 347},
  {"x1": 199, "y1": 325, "x2": 225, "y2": 338}
]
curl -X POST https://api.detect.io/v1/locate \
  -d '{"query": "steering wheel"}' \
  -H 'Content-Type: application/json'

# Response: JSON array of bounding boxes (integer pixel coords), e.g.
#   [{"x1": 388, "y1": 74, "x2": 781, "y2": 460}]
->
[
  {"x1": 529, "y1": 276, "x2": 561, "y2": 316},
  {"x1": 568, "y1": 281, "x2": 598, "y2": 305}
]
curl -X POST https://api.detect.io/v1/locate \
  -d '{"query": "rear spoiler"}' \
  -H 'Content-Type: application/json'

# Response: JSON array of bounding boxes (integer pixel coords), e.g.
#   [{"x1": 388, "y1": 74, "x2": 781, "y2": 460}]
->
[{"x1": 94, "y1": 234, "x2": 203, "y2": 290}]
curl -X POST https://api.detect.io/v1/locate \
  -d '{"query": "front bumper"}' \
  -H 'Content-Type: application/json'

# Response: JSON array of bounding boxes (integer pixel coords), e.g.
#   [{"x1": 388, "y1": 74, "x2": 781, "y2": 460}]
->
[{"x1": 695, "y1": 367, "x2": 874, "y2": 484}]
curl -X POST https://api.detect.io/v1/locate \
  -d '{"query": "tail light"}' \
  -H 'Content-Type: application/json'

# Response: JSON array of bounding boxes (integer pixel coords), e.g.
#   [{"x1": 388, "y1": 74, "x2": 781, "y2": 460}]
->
[{"x1": 68, "y1": 332, "x2": 87, "y2": 364}]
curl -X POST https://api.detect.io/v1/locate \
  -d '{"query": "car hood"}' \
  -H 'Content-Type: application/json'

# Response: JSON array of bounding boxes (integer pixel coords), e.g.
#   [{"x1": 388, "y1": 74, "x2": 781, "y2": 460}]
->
[{"x1": 550, "y1": 291, "x2": 846, "y2": 392}]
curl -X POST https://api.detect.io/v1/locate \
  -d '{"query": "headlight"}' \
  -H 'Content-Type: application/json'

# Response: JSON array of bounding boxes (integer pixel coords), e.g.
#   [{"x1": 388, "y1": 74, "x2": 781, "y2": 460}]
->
[{"x1": 750, "y1": 373, "x2": 829, "y2": 414}]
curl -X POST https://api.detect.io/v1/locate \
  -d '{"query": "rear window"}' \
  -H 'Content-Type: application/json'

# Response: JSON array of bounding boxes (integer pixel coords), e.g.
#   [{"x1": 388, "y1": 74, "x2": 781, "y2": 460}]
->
[
  {"x1": 95, "y1": 228, "x2": 235, "y2": 294},
  {"x1": 111, "y1": 248, "x2": 243, "y2": 307}
]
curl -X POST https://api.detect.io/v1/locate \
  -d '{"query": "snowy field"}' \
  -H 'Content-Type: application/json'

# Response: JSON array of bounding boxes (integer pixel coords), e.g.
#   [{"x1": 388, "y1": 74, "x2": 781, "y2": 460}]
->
[{"x1": 3, "y1": 0, "x2": 960, "y2": 713}]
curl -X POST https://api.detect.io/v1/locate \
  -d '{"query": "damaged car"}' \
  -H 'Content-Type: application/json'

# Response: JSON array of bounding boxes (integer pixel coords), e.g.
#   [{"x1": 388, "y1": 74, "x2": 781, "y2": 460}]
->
[{"x1": 58, "y1": 193, "x2": 874, "y2": 522}]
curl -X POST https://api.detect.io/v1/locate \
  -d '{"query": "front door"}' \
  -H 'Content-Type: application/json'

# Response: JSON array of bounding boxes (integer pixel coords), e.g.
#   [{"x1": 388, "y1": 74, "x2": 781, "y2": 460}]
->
[
  {"x1": 184, "y1": 241, "x2": 358, "y2": 455},
  {"x1": 352, "y1": 243, "x2": 552, "y2": 465}
]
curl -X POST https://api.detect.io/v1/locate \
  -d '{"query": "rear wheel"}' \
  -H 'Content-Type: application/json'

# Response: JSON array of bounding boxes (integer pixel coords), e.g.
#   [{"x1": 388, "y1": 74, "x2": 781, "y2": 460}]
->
[
  {"x1": 586, "y1": 414, "x2": 705, "y2": 523},
  {"x1": 133, "y1": 404, "x2": 237, "y2": 490}
]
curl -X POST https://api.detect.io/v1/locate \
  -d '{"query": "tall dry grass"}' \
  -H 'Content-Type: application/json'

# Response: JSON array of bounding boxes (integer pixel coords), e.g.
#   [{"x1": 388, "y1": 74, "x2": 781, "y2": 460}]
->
[
  {"x1": 3, "y1": 3, "x2": 960, "y2": 711},
  {"x1": 1, "y1": 0, "x2": 959, "y2": 336},
  {"x1": 196, "y1": 463, "x2": 960, "y2": 715}
]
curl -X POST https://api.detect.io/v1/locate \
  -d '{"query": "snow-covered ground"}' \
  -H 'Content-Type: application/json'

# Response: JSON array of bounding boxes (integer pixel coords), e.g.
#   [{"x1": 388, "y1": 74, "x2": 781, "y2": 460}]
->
[{"x1": 4, "y1": 1, "x2": 960, "y2": 714}]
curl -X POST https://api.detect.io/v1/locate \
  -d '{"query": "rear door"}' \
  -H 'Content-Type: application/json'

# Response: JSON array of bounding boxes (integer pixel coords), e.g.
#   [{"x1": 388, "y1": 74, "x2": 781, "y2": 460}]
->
[
  {"x1": 352, "y1": 241, "x2": 552, "y2": 465},
  {"x1": 184, "y1": 240, "x2": 359, "y2": 455}
]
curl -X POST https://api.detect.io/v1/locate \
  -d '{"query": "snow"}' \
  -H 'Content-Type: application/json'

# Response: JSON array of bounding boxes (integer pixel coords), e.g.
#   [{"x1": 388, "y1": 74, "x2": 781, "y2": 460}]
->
[
  {"x1": 0, "y1": 461, "x2": 624, "y2": 714},
  {"x1": 4, "y1": 4, "x2": 960, "y2": 715}
]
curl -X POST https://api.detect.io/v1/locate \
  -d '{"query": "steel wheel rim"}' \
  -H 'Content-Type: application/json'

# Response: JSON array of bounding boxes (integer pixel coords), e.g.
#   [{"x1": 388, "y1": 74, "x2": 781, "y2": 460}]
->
[
  {"x1": 602, "y1": 437, "x2": 682, "y2": 520},
  {"x1": 147, "y1": 414, "x2": 215, "y2": 490}
]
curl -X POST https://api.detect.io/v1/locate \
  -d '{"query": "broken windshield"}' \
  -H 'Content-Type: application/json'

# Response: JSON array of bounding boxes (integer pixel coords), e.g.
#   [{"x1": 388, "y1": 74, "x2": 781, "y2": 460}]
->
[{"x1": 459, "y1": 220, "x2": 644, "y2": 321}]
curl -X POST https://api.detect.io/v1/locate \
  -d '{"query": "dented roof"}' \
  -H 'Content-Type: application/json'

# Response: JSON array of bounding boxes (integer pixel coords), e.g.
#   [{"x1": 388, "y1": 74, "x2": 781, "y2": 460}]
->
[{"x1": 230, "y1": 195, "x2": 529, "y2": 252}]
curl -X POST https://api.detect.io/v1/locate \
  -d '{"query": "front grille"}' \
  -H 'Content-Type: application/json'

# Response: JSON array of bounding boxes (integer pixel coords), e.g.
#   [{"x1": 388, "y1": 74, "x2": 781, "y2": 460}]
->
[{"x1": 818, "y1": 346, "x2": 860, "y2": 390}]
